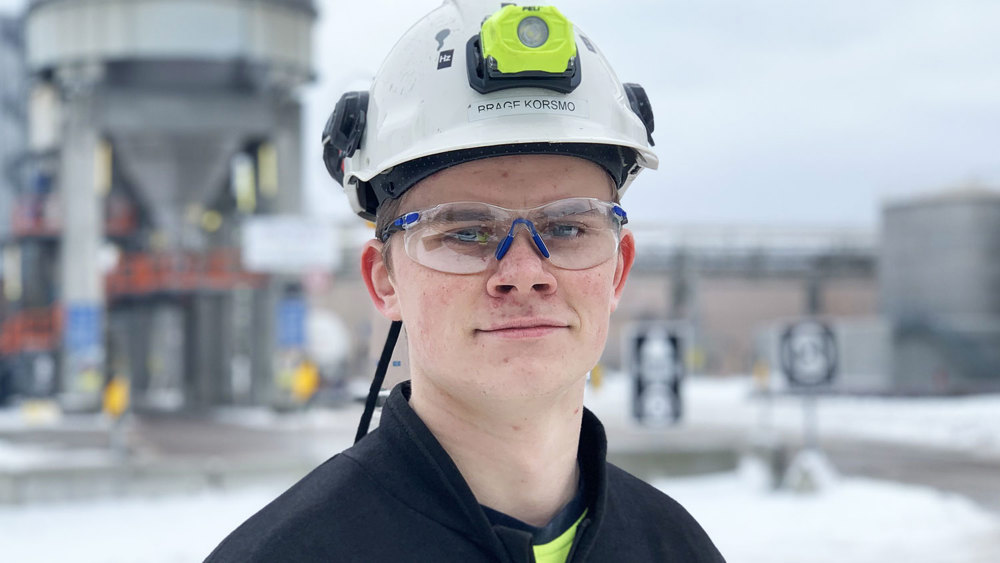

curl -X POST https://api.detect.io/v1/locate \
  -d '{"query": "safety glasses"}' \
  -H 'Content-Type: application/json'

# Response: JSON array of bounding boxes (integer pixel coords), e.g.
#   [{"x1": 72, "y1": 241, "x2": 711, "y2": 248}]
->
[{"x1": 381, "y1": 197, "x2": 627, "y2": 274}]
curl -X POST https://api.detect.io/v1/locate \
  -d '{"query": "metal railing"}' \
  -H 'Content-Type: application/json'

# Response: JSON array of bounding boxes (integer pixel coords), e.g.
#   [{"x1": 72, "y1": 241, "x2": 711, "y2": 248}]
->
[
  {"x1": 0, "y1": 307, "x2": 61, "y2": 355},
  {"x1": 105, "y1": 249, "x2": 267, "y2": 297}
]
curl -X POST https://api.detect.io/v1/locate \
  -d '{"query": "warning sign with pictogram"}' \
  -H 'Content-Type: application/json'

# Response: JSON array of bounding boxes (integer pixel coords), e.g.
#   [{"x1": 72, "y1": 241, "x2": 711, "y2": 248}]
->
[
  {"x1": 625, "y1": 322, "x2": 685, "y2": 425},
  {"x1": 780, "y1": 320, "x2": 838, "y2": 387}
]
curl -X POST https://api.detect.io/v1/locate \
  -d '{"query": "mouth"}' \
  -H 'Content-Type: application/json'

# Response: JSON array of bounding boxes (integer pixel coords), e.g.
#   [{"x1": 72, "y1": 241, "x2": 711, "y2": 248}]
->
[{"x1": 476, "y1": 319, "x2": 569, "y2": 339}]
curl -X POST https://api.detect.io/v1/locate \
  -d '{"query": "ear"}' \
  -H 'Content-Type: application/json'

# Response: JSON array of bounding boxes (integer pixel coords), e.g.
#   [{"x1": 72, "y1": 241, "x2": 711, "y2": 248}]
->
[
  {"x1": 610, "y1": 229, "x2": 635, "y2": 313},
  {"x1": 361, "y1": 239, "x2": 402, "y2": 321}
]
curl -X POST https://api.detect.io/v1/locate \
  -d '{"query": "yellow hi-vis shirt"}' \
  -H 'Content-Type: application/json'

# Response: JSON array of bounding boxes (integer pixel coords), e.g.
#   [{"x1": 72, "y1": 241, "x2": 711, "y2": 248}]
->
[{"x1": 532, "y1": 511, "x2": 586, "y2": 563}]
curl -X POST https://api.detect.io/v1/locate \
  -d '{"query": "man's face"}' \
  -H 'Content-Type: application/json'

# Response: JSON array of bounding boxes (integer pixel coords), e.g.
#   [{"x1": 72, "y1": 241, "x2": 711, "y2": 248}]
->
[{"x1": 364, "y1": 154, "x2": 634, "y2": 406}]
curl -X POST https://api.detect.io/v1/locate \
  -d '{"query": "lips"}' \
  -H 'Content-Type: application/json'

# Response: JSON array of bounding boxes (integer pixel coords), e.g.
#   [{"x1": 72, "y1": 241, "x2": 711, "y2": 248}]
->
[{"x1": 477, "y1": 318, "x2": 569, "y2": 338}]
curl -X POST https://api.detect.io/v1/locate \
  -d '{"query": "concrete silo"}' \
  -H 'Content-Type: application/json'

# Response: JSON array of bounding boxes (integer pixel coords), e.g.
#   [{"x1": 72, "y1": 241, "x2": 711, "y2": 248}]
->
[
  {"x1": 880, "y1": 188, "x2": 1000, "y2": 393},
  {"x1": 14, "y1": 0, "x2": 315, "y2": 409}
]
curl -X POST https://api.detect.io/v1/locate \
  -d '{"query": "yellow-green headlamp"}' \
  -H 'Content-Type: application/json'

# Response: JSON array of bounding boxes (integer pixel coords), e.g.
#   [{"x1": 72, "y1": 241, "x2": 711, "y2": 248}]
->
[
  {"x1": 482, "y1": 5, "x2": 576, "y2": 73},
  {"x1": 466, "y1": 5, "x2": 582, "y2": 94}
]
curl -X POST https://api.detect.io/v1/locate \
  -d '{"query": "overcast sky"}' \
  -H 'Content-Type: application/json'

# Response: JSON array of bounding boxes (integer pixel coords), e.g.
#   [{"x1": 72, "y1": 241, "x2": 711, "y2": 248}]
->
[{"x1": 4, "y1": 0, "x2": 999, "y2": 228}]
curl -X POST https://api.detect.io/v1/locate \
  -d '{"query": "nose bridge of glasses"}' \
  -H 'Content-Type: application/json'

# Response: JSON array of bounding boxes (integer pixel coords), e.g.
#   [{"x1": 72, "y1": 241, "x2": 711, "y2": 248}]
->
[{"x1": 494, "y1": 217, "x2": 550, "y2": 262}]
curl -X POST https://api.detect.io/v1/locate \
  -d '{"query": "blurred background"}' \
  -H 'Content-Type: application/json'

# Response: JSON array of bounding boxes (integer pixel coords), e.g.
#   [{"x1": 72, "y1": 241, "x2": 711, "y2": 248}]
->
[{"x1": 0, "y1": 0, "x2": 998, "y2": 561}]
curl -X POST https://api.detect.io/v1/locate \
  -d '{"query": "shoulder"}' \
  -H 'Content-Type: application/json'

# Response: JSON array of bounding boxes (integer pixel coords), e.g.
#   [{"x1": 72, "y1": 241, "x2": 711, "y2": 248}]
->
[
  {"x1": 605, "y1": 463, "x2": 680, "y2": 511},
  {"x1": 205, "y1": 452, "x2": 375, "y2": 562},
  {"x1": 205, "y1": 435, "x2": 492, "y2": 563},
  {"x1": 604, "y1": 463, "x2": 695, "y2": 524},
  {"x1": 595, "y1": 464, "x2": 726, "y2": 562}
]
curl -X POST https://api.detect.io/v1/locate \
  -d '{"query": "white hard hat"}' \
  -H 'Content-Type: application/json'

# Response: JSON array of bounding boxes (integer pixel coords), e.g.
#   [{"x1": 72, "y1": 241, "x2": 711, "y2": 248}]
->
[{"x1": 322, "y1": 0, "x2": 658, "y2": 220}]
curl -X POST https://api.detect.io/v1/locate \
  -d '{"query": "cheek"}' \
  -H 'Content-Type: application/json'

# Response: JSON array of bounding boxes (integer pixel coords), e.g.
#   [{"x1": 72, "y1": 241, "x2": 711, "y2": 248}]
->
[
  {"x1": 395, "y1": 268, "x2": 477, "y2": 347},
  {"x1": 575, "y1": 267, "x2": 618, "y2": 312},
  {"x1": 566, "y1": 267, "x2": 617, "y2": 347},
  {"x1": 398, "y1": 283, "x2": 451, "y2": 366},
  {"x1": 400, "y1": 278, "x2": 449, "y2": 326}
]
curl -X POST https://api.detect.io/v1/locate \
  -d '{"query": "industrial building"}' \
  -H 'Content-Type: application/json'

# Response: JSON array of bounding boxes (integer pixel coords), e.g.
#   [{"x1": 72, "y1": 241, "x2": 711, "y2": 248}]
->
[
  {"x1": 620, "y1": 224, "x2": 878, "y2": 375},
  {"x1": 751, "y1": 188, "x2": 1000, "y2": 395},
  {"x1": 1, "y1": 0, "x2": 316, "y2": 410}
]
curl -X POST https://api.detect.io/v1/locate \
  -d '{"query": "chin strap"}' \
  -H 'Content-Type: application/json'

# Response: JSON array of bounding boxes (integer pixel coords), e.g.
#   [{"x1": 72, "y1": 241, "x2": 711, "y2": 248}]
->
[{"x1": 355, "y1": 320, "x2": 403, "y2": 444}]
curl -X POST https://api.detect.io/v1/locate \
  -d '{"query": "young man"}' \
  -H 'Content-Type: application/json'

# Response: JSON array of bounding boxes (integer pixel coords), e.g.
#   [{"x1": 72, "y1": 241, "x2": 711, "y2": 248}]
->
[{"x1": 208, "y1": 1, "x2": 723, "y2": 561}]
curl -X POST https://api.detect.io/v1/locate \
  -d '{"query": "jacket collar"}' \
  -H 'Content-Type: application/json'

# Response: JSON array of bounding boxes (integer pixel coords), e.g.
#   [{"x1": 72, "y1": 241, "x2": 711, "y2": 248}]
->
[{"x1": 345, "y1": 381, "x2": 609, "y2": 560}]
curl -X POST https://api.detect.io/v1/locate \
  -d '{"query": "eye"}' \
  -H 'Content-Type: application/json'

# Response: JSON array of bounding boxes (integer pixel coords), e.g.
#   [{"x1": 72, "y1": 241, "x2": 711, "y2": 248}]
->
[
  {"x1": 446, "y1": 226, "x2": 493, "y2": 244},
  {"x1": 546, "y1": 223, "x2": 584, "y2": 238}
]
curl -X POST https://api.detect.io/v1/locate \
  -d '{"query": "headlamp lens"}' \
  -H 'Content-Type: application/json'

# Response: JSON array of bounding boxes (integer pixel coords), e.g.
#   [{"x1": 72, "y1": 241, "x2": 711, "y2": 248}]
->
[{"x1": 517, "y1": 16, "x2": 549, "y2": 48}]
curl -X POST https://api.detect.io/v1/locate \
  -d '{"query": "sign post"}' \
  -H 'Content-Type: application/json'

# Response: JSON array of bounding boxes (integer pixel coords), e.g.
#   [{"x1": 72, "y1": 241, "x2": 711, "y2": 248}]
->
[{"x1": 780, "y1": 320, "x2": 837, "y2": 449}]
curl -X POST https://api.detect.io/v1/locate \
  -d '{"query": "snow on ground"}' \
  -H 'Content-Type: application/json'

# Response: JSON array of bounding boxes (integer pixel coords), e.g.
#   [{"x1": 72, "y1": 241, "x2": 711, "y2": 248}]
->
[
  {"x1": 0, "y1": 401, "x2": 109, "y2": 433},
  {"x1": 587, "y1": 374, "x2": 1000, "y2": 456},
  {"x1": 656, "y1": 459, "x2": 1000, "y2": 563},
  {"x1": 4, "y1": 373, "x2": 998, "y2": 464},
  {"x1": 0, "y1": 483, "x2": 289, "y2": 563},
  {"x1": 210, "y1": 401, "x2": 364, "y2": 431},
  {"x1": 0, "y1": 439, "x2": 114, "y2": 471},
  {"x1": 0, "y1": 463, "x2": 997, "y2": 562}
]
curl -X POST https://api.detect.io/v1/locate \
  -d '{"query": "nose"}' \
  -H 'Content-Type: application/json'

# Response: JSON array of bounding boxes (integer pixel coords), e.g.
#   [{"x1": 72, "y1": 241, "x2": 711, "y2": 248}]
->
[
  {"x1": 486, "y1": 229, "x2": 557, "y2": 297},
  {"x1": 494, "y1": 219, "x2": 549, "y2": 262}
]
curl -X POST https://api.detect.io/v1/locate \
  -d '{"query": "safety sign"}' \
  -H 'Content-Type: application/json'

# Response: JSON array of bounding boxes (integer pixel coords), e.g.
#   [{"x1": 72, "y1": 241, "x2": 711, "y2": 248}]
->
[
  {"x1": 780, "y1": 320, "x2": 838, "y2": 387},
  {"x1": 626, "y1": 322, "x2": 685, "y2": 425}
]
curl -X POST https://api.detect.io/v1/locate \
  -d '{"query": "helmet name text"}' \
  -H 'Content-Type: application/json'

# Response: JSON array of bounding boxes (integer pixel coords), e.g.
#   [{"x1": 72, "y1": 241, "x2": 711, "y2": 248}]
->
[{"x1": 468, "y1": 97, "x2": 588, "y2": 122}]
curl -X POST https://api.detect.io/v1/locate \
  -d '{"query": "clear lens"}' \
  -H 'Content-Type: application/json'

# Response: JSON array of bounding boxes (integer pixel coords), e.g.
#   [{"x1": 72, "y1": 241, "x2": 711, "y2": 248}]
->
[
  {"x1": 517, "y1": 16, "x2": 549, "y2": 48},
  {"x1": 398, "y1": 198, "x2": 624, "y2": 274},
  {"x1": 533, "y1": 201, "x2": 619, "y2": 268}
]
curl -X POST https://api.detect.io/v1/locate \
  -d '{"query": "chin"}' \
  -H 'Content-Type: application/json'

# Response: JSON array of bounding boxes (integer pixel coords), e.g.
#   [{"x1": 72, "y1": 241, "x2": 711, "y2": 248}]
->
[{"x1": 481, "y1": 362, "x2": 588, "y2": 399}]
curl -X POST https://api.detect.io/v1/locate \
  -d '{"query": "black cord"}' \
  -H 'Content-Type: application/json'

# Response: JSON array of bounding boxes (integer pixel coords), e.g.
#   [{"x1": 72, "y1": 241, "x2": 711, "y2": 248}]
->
[{"x1": 354, "y1": 320, "x2": 402, "y2": 444}]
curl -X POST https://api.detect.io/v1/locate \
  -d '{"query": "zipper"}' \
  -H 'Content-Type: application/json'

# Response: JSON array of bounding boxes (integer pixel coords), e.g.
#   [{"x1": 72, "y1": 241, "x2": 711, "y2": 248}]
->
[{"x1": 565, "y1": 518, "x2": 592, "y2": 562}]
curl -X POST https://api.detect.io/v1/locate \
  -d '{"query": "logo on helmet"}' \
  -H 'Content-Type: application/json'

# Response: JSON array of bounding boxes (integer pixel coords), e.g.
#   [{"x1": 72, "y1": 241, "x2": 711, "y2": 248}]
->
[{"x1": 438, "y1": 49, "x2": 455, "y2": 70}]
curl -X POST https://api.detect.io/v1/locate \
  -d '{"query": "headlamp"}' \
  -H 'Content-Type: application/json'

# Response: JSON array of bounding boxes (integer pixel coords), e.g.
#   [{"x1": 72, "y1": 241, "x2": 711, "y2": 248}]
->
[{"x1": 467, "y1": 5, "x2": 581, "y2": 94}]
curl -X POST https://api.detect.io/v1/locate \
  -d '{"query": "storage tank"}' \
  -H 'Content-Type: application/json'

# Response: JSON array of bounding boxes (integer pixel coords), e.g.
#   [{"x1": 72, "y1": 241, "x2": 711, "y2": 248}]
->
[
  {"x1": 24, "y1": 0, "x2": 313, "y2": 247},
  {"x1": 880, "y1": 188, "x2": 1000, "y2": 393}
]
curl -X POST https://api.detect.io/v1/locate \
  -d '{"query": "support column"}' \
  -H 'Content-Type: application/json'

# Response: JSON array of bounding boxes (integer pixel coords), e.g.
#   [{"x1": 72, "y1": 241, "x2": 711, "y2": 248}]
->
[
  {"x1": 806, "y1": 258, "x2": 826, "y2": 316},
  {"x1": 58, "y1": 91, "x2": 105, "y2": 411},
  {"x1": 259, "y1": 98, "x2": 305, "y2": 407},
  {"x1": 272, "y1": 98, "x2": 302, "y2": 214}
]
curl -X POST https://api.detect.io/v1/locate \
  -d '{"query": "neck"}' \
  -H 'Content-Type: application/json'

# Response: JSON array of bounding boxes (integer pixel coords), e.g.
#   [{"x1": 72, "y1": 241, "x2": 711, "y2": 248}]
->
[{"x1": 409, "y1": 376, "x2": 586, "y2": 528}]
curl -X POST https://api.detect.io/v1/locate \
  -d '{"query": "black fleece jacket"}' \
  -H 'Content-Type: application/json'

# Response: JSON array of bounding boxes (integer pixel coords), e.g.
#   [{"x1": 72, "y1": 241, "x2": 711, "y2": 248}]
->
[{"x1": 206, "y1": 382, "x2": 725, "y2": 562}]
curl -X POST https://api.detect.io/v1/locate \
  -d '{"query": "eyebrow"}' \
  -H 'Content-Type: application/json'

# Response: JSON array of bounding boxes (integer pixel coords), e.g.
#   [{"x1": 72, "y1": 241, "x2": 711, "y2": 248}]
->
[
  {"x1": 534, "y1": 205, "x2": 600, "y2": 220},
  {"x1": 439, "y1": 209, "x2": 497, "y2": 222}
]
